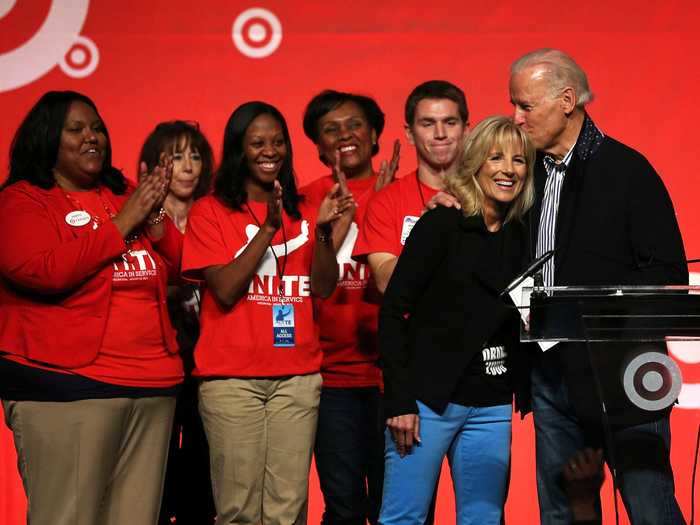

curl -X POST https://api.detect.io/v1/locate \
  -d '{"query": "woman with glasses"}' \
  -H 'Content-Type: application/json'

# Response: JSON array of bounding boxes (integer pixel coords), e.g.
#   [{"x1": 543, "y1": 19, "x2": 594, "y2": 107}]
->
[{"x1": 139, "y1": 120, "x2": 217, "y2": 525}]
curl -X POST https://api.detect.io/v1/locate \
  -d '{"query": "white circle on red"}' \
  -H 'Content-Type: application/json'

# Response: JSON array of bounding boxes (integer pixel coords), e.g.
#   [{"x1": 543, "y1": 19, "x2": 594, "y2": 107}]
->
[
  {"x1": 232, "y1": 8, "x2": 282, "y2": 59},
  {"x1": 59, "y1": 34, "x2": 99, "y2": 78},
  {"x1": 65, "y1": 210, "x2": 91, "y2": 227}
]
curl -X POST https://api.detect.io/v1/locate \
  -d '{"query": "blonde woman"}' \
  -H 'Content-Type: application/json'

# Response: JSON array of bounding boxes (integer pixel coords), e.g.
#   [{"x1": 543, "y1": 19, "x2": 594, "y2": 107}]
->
[{"x1": 378, "y1": 116, "x2": 535, "y2": 525}]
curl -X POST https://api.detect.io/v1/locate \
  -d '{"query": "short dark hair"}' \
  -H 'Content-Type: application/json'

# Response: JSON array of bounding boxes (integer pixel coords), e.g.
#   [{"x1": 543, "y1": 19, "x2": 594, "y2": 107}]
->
[
  {"x1": 139, "y1": 120, "x2": 214, "y2": 200},
  {"x1": 302, "y1": 90, "x2": 385, "y2": 156},
  {"x1": 214, "y1": 101, "x2": 302, "y2": 219},
  {"x1": 4, "y1": 90, "x2": 126, "y2": 193},
  {"x1": 404, "y1": 80, "x2": 469, "y2": 126}
]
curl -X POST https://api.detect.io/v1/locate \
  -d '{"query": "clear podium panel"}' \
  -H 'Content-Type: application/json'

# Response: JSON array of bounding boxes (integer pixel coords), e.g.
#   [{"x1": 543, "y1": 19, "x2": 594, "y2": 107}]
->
[{"x1": 519, "y1": 285, "x2": 700, "y2": 343}]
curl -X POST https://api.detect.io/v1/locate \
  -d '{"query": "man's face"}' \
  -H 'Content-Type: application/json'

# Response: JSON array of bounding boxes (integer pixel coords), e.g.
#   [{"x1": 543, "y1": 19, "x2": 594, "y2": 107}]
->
[
  {"x1": 406, "y1": 98, "x2": 467, "y2": 171},
  {"x1": 509, "y1": 66, "x2": 568, "y2": 153}
]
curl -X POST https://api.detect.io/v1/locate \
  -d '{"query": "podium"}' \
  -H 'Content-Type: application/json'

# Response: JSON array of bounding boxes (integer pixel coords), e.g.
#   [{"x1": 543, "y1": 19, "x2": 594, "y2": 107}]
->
[
  {"x1": 519, "y1": 285, "x2": 700, "y2": 415},
  {"x1": 516, "y1": 285, "x2": 700, "y2": 520},
  {"x1": 522, "y1": 285, "x2": 700, "y2": 343}
]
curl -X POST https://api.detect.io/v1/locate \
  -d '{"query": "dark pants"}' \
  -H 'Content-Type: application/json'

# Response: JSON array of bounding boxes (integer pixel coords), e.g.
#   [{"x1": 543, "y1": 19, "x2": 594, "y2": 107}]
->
[
  {"x1": 532, "y1": 353, "x2": 685, "y2": 525},
  {"x1": 314, "y1": 387, "x2": 385, "y2": 525},
  {"x1": 314, "y1": 387, "x2": 438, "y2": 525},
  {"x1": 159, "y1": 379, "x2": 216, "y2": 525}
]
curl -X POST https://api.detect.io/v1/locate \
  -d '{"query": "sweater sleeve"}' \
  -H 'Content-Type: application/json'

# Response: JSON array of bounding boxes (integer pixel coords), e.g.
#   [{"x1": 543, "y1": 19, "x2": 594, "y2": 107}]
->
[
  {"x1": 626, "y1": 155, "x2": 688, "y2": 285},
  {"x1": 0, "y1": 185, "x2": 126, "y2": 294},
  {"x1": 378, "y1": 207, "x2": 455, "y2": 418}
]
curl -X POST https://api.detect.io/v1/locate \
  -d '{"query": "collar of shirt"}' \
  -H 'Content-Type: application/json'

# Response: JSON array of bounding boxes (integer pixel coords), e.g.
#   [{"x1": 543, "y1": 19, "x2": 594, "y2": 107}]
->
[
  {"x1": 575, "y1": 112, "x2": 605, "y2": 161},
  {"x1": 543, "y1": 143, "x2": 574, "y2": 177}
]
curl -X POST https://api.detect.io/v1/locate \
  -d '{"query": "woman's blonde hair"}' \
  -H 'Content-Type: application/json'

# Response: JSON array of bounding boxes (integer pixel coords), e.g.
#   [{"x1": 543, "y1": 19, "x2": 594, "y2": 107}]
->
[{"x1": 445, "y1": 116, "x2": 535, "y2": 224}]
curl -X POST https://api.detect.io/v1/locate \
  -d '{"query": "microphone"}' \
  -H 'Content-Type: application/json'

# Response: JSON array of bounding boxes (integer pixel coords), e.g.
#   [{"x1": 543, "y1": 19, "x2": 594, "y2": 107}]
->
[
  {"x1": 499, "y1": 250, "x2": 555, "y2": 298},
  {"x1": 531, "y1": 271, "x2": 546, "y2": 299}
]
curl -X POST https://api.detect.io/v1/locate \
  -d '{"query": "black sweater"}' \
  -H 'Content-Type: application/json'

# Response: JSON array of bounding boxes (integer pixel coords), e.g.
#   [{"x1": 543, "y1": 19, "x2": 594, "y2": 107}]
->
[{"x1": 379, "y1": 207, "x2": 532, "y2": 418}]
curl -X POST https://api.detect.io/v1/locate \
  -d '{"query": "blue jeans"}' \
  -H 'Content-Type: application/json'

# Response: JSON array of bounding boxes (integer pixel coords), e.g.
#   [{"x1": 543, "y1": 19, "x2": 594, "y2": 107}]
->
[
  {"x1": 532, "y1": 356, "x2": 685, "y2": 524},
  {"x1": 379, "y1": 401, "x2": 512, "y2": 525},
  {"x1": 314, "y1": 387, "x2": 385, "y2": 525}
]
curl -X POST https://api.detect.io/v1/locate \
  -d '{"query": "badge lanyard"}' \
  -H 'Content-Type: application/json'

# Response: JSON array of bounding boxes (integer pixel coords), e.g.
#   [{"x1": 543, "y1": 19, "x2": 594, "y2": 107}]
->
[
  {"x1": 244, "y1": 203, "x2": 288, "y2": 303},
  {"x1": 245, "y1": 202, "x2": 295, "y2": 348},
  {"x1": 416, "y1": 172, "x2": 427, "y2": 209}
]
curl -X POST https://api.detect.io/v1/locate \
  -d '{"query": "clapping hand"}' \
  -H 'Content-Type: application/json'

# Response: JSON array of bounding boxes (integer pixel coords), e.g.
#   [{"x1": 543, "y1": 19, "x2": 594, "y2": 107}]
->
[
  {"x1": 375, "y1": 139, "x2": 401, "y2": 192},
  {"x1": 263, "y1": 180, "x2": 284, "y2": 233},
  {"x1": 316, "y1": 150, "x2": 356, "y2": 227},
  {"x1": 113, "y1": 155, "x2": 172, "y2": 237},
  {"x1": 317, "y1": 182, "x2": 355, "y2": 227},
  {"x1": 149, "y1": 153, "x2": 173, "y2": 209}
]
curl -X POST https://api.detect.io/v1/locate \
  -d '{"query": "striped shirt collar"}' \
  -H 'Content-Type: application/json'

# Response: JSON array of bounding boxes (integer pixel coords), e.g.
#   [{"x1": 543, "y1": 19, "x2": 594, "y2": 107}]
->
[{"x1": 543, "y1": 143, "x2": 574, "y2": 175}]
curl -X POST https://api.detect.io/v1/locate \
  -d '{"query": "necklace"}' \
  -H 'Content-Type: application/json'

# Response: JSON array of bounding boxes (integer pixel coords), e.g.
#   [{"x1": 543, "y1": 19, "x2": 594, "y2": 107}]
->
[
  {"x1": 62, "y1": 187, "x2": 140, "y2": 245},
  {"x1": 416, "y1": 172, "x2": 427, "y2": 209}
]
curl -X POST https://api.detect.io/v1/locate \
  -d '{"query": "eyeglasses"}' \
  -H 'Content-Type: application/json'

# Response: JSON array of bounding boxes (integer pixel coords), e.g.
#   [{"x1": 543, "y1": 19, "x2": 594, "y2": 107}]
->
[
  {"x1": 182, "y1": 120, "x2": 200, "y2": 130},
  {"x1": 154, "y1": 120, "x2": 200, "y2": 131}
]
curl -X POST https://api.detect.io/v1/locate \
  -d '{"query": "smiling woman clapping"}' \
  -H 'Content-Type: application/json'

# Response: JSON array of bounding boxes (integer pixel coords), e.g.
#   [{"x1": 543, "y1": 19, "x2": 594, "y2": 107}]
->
[
  {"x1": 181, "y1": 101, "x2": 352, "y2": 525},
  {"x1": 0, "y1": 91, "x2": 184, "y2": 525}
]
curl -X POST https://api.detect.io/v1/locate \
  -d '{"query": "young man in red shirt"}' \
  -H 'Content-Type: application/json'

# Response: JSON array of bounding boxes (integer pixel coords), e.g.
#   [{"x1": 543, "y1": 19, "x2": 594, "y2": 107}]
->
[{"x1": 353, "y1": 80, "x2": 469, "y2": 293}]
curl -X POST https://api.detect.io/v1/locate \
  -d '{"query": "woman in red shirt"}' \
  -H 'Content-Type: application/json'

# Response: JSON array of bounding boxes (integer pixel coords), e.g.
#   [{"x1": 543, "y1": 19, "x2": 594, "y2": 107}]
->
[
  {"x1": 0, "y1": 91, "x2": 183, "y2": 525},
  {"x1": 182, "y1": 101, "x2": 351, "y2": 524},
  {"x1": 300, "y1": 90, "x2": 399, "y2": 525},
  {"x1": 139, "y1": 120, "x2": 217, "y2": 524}
]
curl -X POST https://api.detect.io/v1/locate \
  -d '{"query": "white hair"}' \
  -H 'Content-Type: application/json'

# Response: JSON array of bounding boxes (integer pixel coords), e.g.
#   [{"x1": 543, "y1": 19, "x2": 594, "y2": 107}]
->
[{"x1": 511, "y1": 48, "x2": 593, "y2": 107}]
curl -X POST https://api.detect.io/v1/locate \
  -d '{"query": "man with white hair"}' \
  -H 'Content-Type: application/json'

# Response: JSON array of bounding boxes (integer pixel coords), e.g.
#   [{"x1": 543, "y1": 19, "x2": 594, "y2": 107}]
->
[{"x1": 510, "y1": 49, "x2": 687, "y2": 524}]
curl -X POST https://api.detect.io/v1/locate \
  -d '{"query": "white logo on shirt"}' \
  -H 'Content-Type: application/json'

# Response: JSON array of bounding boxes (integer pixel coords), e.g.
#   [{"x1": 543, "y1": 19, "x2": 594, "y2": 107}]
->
[
  {"x1": 337, "y1": 221, "x2": 358, "y2": 265},
  {"x1": 483, "y1": 345, "x2": 508, "y2": 376},
  {"x1": 112, "y1": 249, "x2": 158, "y2": 282},
  {"x1": 336, "y1": 222, "x2": 368, "y2": 287},
  {"x1": 114, "y1": 249, "x2": 156, "y2": 271},
  {"x1": 65, "y1": 210, "x2": 91, "y2": 227},
  {"x1": 235, "y1": 221, "x2": 312, "y2": 300},
  {"x1": 400, "y1": 215, "x2": 420, "y2": 245},
  {"x1": 234, "y1": 220, "x2": 310, "y2": 276}
]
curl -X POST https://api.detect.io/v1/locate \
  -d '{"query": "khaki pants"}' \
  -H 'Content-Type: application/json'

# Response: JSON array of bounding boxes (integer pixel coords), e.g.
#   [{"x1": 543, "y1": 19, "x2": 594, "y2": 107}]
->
[
  {"x1": 199, "y1": 374, "x2": 322, "y2": 525},
  {"x1": 2, "y1": 396, "x2": 175, "y2": 525}
]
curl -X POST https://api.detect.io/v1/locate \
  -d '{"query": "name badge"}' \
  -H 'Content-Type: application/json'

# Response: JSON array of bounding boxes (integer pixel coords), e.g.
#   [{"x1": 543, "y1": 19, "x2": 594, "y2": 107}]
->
[
  {"x1": 400, "y1": 215, "x2": 420, "y2": 245},
  {"x1": 272, "y1": 304, "x2": 295, "y2": 347},
  {"x1": 65, "y1": 210, "x2": 91, "y2": 227}
]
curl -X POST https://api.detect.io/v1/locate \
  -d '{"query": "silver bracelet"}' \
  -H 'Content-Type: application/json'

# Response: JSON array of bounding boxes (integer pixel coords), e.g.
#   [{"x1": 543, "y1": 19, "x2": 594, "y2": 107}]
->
[{"x1": 147, "y1": 207, "x2": 166, "y2": 225}]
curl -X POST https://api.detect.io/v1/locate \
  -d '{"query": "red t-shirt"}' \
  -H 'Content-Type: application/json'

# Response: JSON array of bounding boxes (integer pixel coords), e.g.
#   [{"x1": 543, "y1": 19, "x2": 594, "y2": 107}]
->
[
  {"x1": 6, "y1": 190, "x2": 183, "y2": 388},
  {"x1": 302, "y1": 174, "x2": 382, "y2": 388},
  {"x1": 78, "y1": 238, "x2": 183, "y2": 387},
  {"x1": 353, "y1": 171, "x2": 440, "y2": 261},
  {"x1": 181, "y1": 195, "x2": 321, "y2": 378}
]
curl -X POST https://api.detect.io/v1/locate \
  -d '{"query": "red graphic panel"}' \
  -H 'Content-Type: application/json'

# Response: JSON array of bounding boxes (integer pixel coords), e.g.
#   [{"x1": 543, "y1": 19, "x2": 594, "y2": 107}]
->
[{"x1": 1, "y1": 1, "x2": 699, "y2": 523}]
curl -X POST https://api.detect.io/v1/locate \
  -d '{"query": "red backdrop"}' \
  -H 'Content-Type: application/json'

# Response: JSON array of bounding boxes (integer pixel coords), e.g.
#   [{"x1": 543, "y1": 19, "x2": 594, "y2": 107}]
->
[{"x1": 1, "y1": 1, "x2": 699, "y2": 523}]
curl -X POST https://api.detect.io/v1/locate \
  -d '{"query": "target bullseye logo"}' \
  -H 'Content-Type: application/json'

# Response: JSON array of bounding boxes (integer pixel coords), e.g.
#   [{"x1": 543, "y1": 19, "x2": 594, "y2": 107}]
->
[
  {"x1": 60, "y1": 34, "x2": 99, "y2": 78},
  {"x1": 232, "y1": 8, "x2": 282, "y2": 58},
  {"x1": 0, "y1": 0, "x2": 98, "y2": 93},
  {"x1": 623, "y1": 351, "x2": 682, "y2": 411}
]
